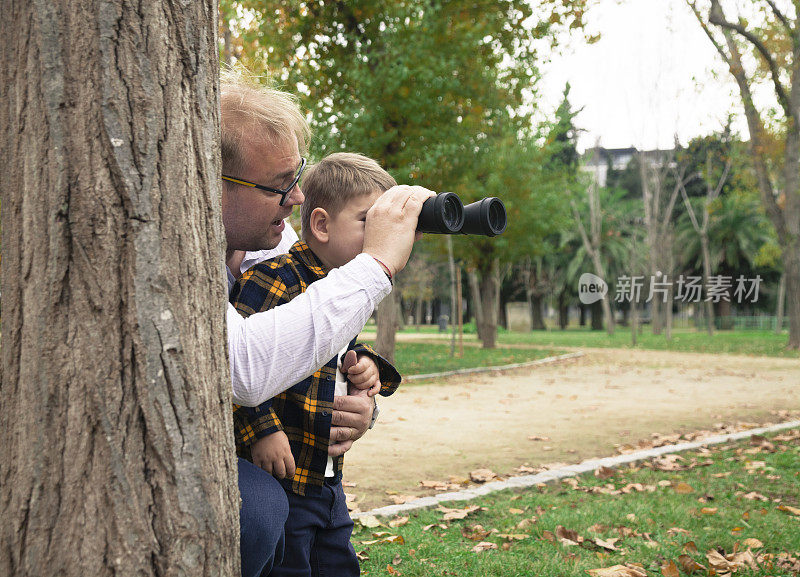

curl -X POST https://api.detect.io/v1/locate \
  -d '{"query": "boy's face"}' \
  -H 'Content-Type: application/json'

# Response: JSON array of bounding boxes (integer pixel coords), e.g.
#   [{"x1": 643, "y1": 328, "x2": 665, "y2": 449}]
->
[{"x1": 323, "y1": 189, "x2": 383, "y2": 269}]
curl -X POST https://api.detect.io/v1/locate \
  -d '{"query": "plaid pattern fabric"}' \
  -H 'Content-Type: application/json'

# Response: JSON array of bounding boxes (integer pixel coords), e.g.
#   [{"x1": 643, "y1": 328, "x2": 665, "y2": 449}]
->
[{"x1": 230, "y1": 240, "x2": 401, "y2": 496}]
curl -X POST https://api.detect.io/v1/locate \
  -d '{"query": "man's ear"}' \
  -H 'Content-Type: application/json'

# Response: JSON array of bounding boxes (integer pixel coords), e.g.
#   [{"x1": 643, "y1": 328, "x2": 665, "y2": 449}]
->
[{"x1": 308, "y1": 207, "x2": 330, "y2": 244}]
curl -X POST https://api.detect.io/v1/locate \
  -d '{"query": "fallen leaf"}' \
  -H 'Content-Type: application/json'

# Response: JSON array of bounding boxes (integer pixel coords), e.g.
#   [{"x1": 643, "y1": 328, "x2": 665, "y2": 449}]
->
[
  {"x1": 498, "y1": 533, "x2": 529, "y2": 541},
  {"x1": 508, "y1": 508, "x2": 525, "y2": 515},
  {"x1": 461, "y1": 524, "x2": 491, "y2": 541},
  {"x1": 594, "y1": 537, "x2": 620, "y2": 551},
  {"x1": 342, "y1": 481, "x2": 357, "y2": 487},
  {"x1": 700, "y1": 507, "x2": 718, "y2": 515},
  {"x1": 660, "y1": 560, "x2": 679, "y2": 577},
  {"x1": 555, "y1": 525, "x2": 582, "y2": 546},
  {"x1": 540, "y1": 530, "x2": 556, "y2": 543},
  {"x1": 391, "y1": 554, "x2": 402, "y2": 566},
  {"x1": 528, "y1": 435, "x2": 551, "y2": 441},
  {"x1": 595, "y1": 466, "x2": 616, "y2": 480},
  {"x1": 674, "y1": 482, "x2": 695, "y2": 494},
  {"x1": 470, "y1": 469, "x2": 496, "y2": 483},
  {"x1": 742, "y1": 537, "x2": 763, "y2": 548},
  {"x1": 778, "y1": 504, "x2": 800, "y2": 516},
  {"x1": 677, "y1": 554, "x2": 705, "y2": 574},
  {"x1": 356, "y1": 550, "x2": 369, "y2": 561},
  {"x1": 742, "y1": 491, "x2": 769, "y2": 501},
  {"x1": 438, "y1": 505, "x2": 481, "y2": 521},
  {"x1": 386, "y1": 564, "x2": 401, "y2": 575},
  {"x1": 586, "y1": 564, "x2": 648, "y2": 576},
  {"x1": 588, "y1": 523, "x2": 609, "y2": 533},
  {"x1": 389, "y1": 495, "x2": 418, "y2": 505},
  {"x1": 471, "y1": 541, "x2": 497, "y2": 552},
  {"x1": 388, "y1": 516, "x2": 409, "y2": 528},
  {"x1": 682, "y1": 541, "x2": 698, "y2": 554},
  {"x1": 516, "y1": 518, "x2": 537, "y2": 530},
  {"x1": 667, "y1": 527, "x2": 691, "y2": 536},
  {"x1": 359, "y1": 515, "x2": 382, "y2": 528}
]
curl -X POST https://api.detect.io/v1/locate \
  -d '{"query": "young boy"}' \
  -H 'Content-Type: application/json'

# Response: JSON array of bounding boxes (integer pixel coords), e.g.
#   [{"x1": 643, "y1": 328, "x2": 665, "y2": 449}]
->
[{"x1": 230, "y1": 152, "x2": 402, "y2": 577}]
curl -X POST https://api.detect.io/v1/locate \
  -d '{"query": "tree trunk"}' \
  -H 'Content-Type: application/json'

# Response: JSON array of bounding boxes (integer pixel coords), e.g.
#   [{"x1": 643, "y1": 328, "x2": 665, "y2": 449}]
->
[
  {"x1": 700, "y1": 234, "x2": 715, "y2": 336},
  {"x1": 468, "y1": 261, "x2": 500, "y2": 349},
  {"x1": 590, "y1": 300, "x2": 603, "y2": 331},
  {"x1": 776, "y1": 273, "x2": 786, "y2": 334},
  {"x1": 0, "y1": 3, "x2": 237, "y2": 576},
  {"x1": 530, "y1": 294, "x2": 546, "y2": 330},
  {"x1": 468, "y1": 269, "x2": 485, "y2": 342},
  {"x1": 558, "y1": 290, "x2": 569, "y2": 330},
  {"x1": 375, "y1": 289, "x2": 398, "y2": 363},
  {"x1": 579, "y1": 305, "x2": 587, "y2": 326},
  {"x1": 415, "y1": 297, "x2": 424, "y2": 330},
  {"x1": 783, "y1": 248, "x2": 800, "y2": 348}
]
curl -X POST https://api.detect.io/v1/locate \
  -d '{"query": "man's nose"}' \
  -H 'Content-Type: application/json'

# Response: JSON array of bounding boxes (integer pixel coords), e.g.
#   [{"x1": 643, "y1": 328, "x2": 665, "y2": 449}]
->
[{"x1": 287, "y1": 184, "x2": 304, "y2": 206}]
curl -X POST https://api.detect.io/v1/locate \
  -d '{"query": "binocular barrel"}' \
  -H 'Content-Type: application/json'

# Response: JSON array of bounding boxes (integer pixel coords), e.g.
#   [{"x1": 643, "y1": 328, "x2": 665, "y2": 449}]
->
[{"x1": 416, "y1": 192, "x2": 507, "y2": 237}]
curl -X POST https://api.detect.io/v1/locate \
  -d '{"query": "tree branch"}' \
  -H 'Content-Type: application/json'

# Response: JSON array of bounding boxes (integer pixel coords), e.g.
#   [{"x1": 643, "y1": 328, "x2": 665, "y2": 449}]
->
[
  {"x1": 686, "y1": 0, "x2": 732, "y2": 66},
  {"x1": 708, "y1": 0, "x2": 792, "y2": 118},
  {"x1": 763, "y1": 0, "x2": 793, "y2": 33}
]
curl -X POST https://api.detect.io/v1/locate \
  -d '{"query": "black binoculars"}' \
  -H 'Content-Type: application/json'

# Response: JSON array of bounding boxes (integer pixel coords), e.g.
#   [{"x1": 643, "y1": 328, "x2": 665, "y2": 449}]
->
[{"x1": 416, "y1": 192, "x2": 507, "y2": 237}]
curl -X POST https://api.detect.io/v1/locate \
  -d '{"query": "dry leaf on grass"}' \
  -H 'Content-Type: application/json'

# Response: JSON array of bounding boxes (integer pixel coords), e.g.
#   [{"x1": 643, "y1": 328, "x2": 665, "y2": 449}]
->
[
  {"x1": 742, "y1": 491, "x2": 769, "y2": 501},
  {"x1": 677, "y1": 554, "x2": 705, "y2": 574},
  {"x1": 742, "y1": 537, "x2": 763, "y2": 548},
  {"x1": 359, "y1": 515, "x2": 382, "y2": 528},
  {"x1": 586, "y1": 564, "x2": 648, "y2": 576},
  {"x1": 595, "y1": 466, "x2": 616, "y2": 480},
  {"x1": 386, "y1": 564, "x2": 401, "y2": 575},
  {"x1": 674, "y1": 482, "x2": 695, "y2": 494},
  {"x1": 360, "y1": 532, "x2": 405, "y2": 546},
  {"x1": 437, "y1": 505, "x2": 482, "y2": 521},
  {"x1": 498, "y1": 533, "x2": 529, "y2": 541},
  {"x1": 471, "y1": 541, "x2": 498, "y2": 553},
  {"x1": 461, "y1": 524, "x2": 491, "y2": 541},
  {"x1": 555, "y1": 525, "x2": 583, "y2": 546},
  {"x1": 593, "y1": 537, "x2": 620, "y2": 551},
  {"x1": 682, "y1": 541, "x2": 698, "y2": 554},
  {"x1": 778, "y1": 504, "x2": 800, "y2": 516},
  {"x1": 660, "y1": 560, "x2": 679, "y2": 577},
  {"x1": 389, "y1": 495, "x2": 418, "y2": 505},
  {"x1": 508, "y1": 508, "x2": 525, "y2": 515},
  {"x1": 388, "y1": 516, "x2": 409, "y2": 528}
]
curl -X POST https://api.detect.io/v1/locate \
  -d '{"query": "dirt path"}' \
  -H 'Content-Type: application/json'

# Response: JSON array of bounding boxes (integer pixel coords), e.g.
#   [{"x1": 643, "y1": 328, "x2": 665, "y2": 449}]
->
[{"x1": 344, "y1": 348, "x2": 800, "y2": 510}]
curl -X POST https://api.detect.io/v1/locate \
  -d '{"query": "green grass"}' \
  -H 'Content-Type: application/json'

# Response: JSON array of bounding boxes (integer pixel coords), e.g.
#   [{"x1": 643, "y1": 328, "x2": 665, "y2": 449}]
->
[
  {"x1": 353, "y1": 430, "x2": 800, "y2": 576},
  {"x1": 358, "y1": 341, "x2": 562, "y2": 376},
  {"x1": 495, "y1": 327, "x2": 799, "y2": 358}
]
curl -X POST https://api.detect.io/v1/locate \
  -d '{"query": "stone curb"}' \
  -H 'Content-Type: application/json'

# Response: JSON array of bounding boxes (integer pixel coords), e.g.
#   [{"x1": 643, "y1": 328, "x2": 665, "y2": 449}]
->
[
  {"x1": 405, "y1": 351, "x2": 584, "y2": 381},
  {"x1": 352, "y1": 419, "x2": 800, "y2": 519}
]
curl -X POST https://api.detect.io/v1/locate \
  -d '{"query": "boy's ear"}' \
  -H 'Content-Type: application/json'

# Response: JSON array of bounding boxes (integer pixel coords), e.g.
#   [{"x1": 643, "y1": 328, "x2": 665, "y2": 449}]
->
[{"x1": 308, "y1": 207, "x2": 330, "y2": 244}]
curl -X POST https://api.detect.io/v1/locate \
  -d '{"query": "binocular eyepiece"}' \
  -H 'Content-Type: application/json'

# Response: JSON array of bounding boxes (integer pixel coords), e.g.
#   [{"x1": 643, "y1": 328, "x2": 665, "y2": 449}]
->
[{"x1": 416, "y1": 192, "x2": 507, "y2": 237}]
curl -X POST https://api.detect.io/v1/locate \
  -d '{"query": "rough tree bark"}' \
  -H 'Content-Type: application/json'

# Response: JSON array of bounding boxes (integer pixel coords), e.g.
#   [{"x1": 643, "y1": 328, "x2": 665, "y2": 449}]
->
[
  {"x1": 375, "y1": 289, "x2": 398, "y2": 364},
  {"x1": 0, "y1": 2, "x2": 237, "y2": 576}
]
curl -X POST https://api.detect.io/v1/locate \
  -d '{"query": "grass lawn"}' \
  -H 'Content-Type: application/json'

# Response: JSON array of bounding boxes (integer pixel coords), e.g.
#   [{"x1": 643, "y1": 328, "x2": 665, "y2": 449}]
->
[
  {"x1": 356, "y1": 340, "x2": 562, "y2": 376},
  {"x1": 353, "y1": 429, "x2": 800, "y2": 576},
  {"x1": 495, "y1": 327, "x2": 800, "y2": 358}
]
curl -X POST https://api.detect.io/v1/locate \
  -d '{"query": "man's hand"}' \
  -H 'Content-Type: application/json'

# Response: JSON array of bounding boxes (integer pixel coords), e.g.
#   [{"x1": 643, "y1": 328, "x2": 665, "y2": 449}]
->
[
  {"x1": 341, "y1": 350, "x2": 381, "y2": 397},
  {"x1": 328, "y1": 395, "x2": 374, "y2": 457},
  {"x1": 363, "y1": 185, "x2": 436, "y2": 276},
  {"x1": 251, "y1": 431, "x2": 296, "y2": 480}
]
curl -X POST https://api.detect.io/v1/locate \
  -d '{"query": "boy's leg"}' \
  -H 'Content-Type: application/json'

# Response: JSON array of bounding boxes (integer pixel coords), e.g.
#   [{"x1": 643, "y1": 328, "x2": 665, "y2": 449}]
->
[
  {"x1": 309, "y1": 480, "x2": 360, "y2": 577},
  {"x1": 269, "y1": 488, "x2": 326, "y2": 577},
  {"x1": 238, "y1": 458, "x2": 289, "y2": 577}
]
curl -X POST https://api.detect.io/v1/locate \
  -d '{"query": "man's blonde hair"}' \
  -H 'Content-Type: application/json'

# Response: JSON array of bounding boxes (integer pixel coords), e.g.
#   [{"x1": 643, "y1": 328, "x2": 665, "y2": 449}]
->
[
  {"x1": 220, "y1": 66, "x2": 311, "y2": 176},
  {"x1": 300, "y1": 153, "x2": 397, "y2": 238}
]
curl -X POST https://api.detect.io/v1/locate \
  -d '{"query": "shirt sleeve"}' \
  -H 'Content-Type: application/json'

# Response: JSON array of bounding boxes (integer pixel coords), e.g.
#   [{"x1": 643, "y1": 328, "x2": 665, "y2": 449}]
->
[
  {"x1": 227, "y1": 253, "x2": 392, "y2": 406},
  {"x1": 349, "y1": 343, "x2": 402, "y2": 397}
]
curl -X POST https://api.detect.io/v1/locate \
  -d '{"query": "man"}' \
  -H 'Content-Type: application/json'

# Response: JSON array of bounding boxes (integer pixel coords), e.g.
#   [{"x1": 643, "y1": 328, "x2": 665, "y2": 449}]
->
[{"x1": 219, "y1": 69, "x2": 433, "y2": 576}]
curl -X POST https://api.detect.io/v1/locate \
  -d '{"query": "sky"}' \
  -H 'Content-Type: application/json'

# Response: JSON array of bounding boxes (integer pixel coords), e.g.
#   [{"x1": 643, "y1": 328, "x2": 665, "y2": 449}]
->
[{"x1": 537, "y1": 0, "x2": 745, "y2": 152}]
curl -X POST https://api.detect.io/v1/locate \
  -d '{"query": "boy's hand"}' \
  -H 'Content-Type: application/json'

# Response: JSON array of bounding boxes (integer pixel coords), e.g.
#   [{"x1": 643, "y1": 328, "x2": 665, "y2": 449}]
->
[
  {"x1": 341, "y1": 350, "x2": 381, "y2": 397},
  {"x1": 251, "y1": 431, "x2": 295, "y2": 480}
]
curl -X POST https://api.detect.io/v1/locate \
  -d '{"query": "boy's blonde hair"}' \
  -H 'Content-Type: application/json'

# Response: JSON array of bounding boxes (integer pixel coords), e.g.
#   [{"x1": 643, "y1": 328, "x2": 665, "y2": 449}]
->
[
  {"x1": 300, "y1": 153, "x2": 397, "y2": 237},
  {"x1": 220, "y1": 65, "x2": 311, "y2": 176}
]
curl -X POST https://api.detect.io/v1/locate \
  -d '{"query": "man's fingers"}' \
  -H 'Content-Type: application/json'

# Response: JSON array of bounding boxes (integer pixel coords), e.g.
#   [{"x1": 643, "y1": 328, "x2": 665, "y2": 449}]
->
[
  {"x1": 284, "y1": 455, "x2": 296, "y2": 479},
  {"x1": 328, "y1": 440, "x2": 353, "y2": 457},
  {"x1": 341, "y1": 350, "x2": 358, "y2": 374},
  {"x1": 272, "y1": 458, "x2": 286, "y2": 479},
  {"x1": 331, "y1": 395, "x2": 372, "y2": 429},
  {"x1": 329, "y1": 425, "x2": 358, "y2": 443}
]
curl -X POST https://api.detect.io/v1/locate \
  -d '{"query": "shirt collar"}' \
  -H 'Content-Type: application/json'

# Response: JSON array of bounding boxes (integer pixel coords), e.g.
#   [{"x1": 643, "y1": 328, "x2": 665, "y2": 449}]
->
[{"x1": 289, "y1": 241, "x2": 328, "y2": 281}]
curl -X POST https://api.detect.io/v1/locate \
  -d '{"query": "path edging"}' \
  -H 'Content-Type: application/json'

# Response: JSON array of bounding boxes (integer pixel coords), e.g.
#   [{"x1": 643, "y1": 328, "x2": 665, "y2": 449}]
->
[
  {"x1": 353, "y1": 419, "x2": 800, "y2": 519},
  {"x1": 405, "y1": 351, "x2": 584, "y2": 381}
]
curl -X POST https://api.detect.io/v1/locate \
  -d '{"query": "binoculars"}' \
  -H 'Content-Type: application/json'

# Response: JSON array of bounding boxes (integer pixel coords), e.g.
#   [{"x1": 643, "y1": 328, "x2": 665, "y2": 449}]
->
[{"x1": 417, "y1": 192, "x2": 507, "y2": 237}]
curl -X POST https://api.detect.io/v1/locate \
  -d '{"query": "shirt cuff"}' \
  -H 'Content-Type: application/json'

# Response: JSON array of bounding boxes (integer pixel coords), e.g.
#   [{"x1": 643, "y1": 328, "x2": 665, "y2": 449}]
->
[{"x1": 349, "y1": 253, "x2": 393, "y2": 299}]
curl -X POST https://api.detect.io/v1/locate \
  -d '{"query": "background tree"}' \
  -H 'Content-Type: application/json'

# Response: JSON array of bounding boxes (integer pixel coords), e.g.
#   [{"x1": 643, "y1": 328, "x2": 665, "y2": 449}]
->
[
  {"x1": 0, "y1": 2, "x2": 237, "y2": 576},
  {"x1": 687, "y1": 0, "x2": 800, "y2": 348}
]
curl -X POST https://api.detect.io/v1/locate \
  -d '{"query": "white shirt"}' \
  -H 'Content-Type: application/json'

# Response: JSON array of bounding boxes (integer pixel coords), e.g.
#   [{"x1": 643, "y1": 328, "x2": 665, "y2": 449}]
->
[
  {"x1": 325, "y1": 345, "x2": 350, "y2": 478},
  {"x1": 226, "y1": 223, "x2": 391, "y2": 406}
]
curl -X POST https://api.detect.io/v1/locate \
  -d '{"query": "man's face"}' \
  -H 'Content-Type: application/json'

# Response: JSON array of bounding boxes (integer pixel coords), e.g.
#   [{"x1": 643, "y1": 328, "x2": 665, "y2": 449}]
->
[
  {"x1": 221, "y1": 135, "x2": 305, "y2": 251},
  {"x1": 323, "y1": 190, "x2": 383, "y2": 270}
]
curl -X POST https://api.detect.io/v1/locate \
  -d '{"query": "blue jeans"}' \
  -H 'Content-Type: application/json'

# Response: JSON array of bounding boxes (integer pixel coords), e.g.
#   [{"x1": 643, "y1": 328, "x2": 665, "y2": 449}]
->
[
  {"x1": 238, "y1": 458, "x2": 289, "y2": 577},
  {"x1": 270, "y1": 479, "x2": 359, "y2": 577}
]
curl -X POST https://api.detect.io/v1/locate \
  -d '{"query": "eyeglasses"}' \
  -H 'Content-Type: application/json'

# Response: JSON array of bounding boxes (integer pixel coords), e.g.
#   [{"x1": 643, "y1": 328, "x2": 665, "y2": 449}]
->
[{"x1": 222, "y1": 157, "x2": 307, "y2": 206}]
